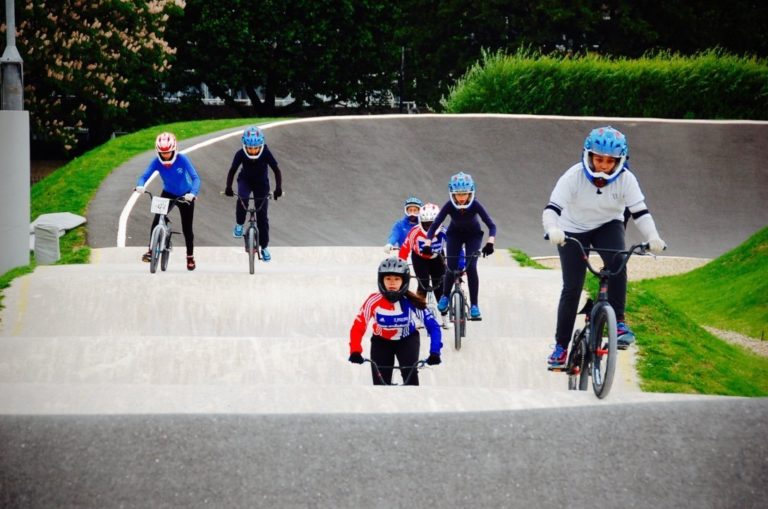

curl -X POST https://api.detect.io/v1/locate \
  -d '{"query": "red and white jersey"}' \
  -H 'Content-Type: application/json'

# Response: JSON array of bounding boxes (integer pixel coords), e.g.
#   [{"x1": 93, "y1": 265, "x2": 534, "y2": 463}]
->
[
  {"x1": 399, "y1": 225, "x2": 447, "y2": 260},
  {"x1": 349, "y1": 293, "x2": 441, "y2": 354}
]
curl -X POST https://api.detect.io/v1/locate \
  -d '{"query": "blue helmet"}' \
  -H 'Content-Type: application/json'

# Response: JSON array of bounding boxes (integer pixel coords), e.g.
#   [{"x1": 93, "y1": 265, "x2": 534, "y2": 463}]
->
[
  {"x1": 448, "y1": 171, "x2": 475, "y2": 209},
  {"x1": 242, "y1": 126, "x2": 265, "y2": 159},
  {"x1": 581, "y1": 126, "x2": 628, "y2": 187},
  {"x1": 403, "y1": 195, "x2": 423, "y2": 216}
]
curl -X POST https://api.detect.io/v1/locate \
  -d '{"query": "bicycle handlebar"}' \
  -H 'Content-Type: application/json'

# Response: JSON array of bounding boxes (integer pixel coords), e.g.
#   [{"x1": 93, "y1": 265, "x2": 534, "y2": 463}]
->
[
  {"x1": 554, "y1": 234, "x2": 652, "y2": 278},
  {"x1": 140, "y1": 190, "x2": 191, "y2": 205}
]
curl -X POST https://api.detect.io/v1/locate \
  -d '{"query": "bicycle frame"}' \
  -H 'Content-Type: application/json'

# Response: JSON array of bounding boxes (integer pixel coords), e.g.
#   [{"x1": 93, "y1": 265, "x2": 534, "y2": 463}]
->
[
  {"x1": 145, "y1": 191, "x2": 185, "y2": 274},
  {"x1": 444, "y1": 251, "x2": 481, "y2": 350},
  {"x1": 550, "y1": 235, "x2": 651, "y2": 398},
  {"x1": 233, "y1": 194, "x2": 271, "y2": 274}
]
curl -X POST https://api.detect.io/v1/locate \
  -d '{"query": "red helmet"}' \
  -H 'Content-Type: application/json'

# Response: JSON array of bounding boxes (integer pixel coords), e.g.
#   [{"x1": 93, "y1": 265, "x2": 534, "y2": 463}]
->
[{"x1": 155, "y1": 132, "x2": 178, "y2": 167}]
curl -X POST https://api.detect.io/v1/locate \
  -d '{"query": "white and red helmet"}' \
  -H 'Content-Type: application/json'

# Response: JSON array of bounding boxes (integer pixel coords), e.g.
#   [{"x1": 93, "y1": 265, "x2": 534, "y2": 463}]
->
[
  {"x1": 419, "y1": 203, "x2": 440, "y2": 234},
  {"x1": 155, "y1": 132, "x2": 178, "y2": 167}
]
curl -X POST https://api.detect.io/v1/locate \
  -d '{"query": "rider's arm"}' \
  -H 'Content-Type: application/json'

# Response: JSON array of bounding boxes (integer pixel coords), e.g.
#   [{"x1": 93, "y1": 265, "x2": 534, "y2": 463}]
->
[
  {"x1": 180, "y1": 155, "x2": 201, "y2": 196},
  {"x1": 136, "y1": 160, "x2": 158, "y2": 187},
  {"x1": 349, "y1": 294, "x2": 375, "y2": 354},
  {"x1": 225, "y1": 151, "x2": 242, "y2": 190},
  {"x1": 424, "y1": 202, "x2": 450, "y2": 242},
  {"x1": 265, "y1": 148, "x2": 282, "y2": 192},
  {"x1": 387, "y1": 218, "x2": 403, "y2": 246},
  {"x1": 398, "y1": 233, "x2": 412, "y2": 260},
  {"x1": 475, "y1": 201, "x2": 497, "y2": 241},
  {"x1": 423, "y1": 308, "x2": 443, "y2": 353}
]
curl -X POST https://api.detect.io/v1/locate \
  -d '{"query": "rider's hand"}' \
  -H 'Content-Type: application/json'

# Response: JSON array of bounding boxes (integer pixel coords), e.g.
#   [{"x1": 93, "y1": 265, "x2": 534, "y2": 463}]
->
[
  {"x1": 184, "y1": 193, "x2": 196, "y2": 202},
  {"x1": 426, "y1": 353, "x2": 441, "y2": 366},
  {"x1": 481, "y1": 242, "x2": 494, "y2": 257},
  {"x1": 384, "y1": 243, "x2": 395, "y2": 253},
  {"x1": 348, "y1": 352, "x2": 365, "y2": 364},
  {"x1": 135, "y1": 186, "x2": 145, "y2": 194},
  {"x1": 421, "y1": 240, "x2": 433, "y2": 256},
  {"x1": 546, "y1": 227, "x2": 566, "y2": 246},
  {"x1": 224, "y1": 187, "x2": 234, "y2": 197},
  {"x1": 647, "y1": 236, "x2": 667, "y2": 254},
  {"x1": 273, "y1": 188, "x2": 283, "y2": 200}
]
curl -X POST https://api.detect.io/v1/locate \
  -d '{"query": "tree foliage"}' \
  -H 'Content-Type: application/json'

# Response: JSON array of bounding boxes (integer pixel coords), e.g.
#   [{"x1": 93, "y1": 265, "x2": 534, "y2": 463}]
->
[
  {"x1": 166, "y1": 0, "x2": 400, "y2": 114},
  {"x1": 1, "y1": 0, "x2": 184, "y2": 153}
]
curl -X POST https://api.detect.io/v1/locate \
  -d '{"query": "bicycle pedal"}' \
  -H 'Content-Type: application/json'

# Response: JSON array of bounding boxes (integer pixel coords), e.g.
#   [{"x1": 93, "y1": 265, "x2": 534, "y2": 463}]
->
[
  {"x1": 548, "y1": 365, "x2": 568, "y2": 372},
  {"x1": 468, "y1": 317, "x2": 482, "y2": 321}
]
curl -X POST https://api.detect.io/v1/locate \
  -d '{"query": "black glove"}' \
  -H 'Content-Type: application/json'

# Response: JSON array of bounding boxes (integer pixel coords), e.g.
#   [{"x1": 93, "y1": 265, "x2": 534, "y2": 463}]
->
[
  {"x1": 481, "y1": 242, "x2": 494, "y2": 257},
  {"x1": 426, "y1": 353, "x2": 441, "y2": 366},
  {"x1": 348, "y1": 352, "x2": 365, "y2": 364},
  {"x1": 224, "y1": 186, "x2": 234, "y2": 197},
  {"x1": 273, "y1": 188, "x2": 283, "y2": 200},
  {"x1": 421, "y1": 245, "x2": 433, "y2": 256}
]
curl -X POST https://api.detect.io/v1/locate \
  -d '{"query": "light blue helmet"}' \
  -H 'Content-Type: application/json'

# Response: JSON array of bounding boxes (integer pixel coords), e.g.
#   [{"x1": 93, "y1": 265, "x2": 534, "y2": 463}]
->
[
  {"x1": 403, "y1": 195, "x2": 423, "y2": 216},
  {"x1": 448, "y1": 171, "x2": 475, "y2": 209},
  {"x1": 581, "y1": 126, "x2": 628, "y2": 187},
  {"x1": 242, "y1": 126, "x2": 265, "y2": 159}
]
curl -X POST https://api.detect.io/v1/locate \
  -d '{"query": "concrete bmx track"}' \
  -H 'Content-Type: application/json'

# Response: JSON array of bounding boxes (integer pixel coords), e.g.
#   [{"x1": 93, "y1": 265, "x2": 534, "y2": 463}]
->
[{"x1": 1, "y1": 115, "x2": 767, "y2": 508}]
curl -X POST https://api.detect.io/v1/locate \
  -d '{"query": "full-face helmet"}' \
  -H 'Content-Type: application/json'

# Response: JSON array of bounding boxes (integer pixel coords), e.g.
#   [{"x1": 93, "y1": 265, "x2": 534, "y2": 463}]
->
[
  {"x1": 377, "y1": 257, "x2": 411, "y2": 303},
  {"x1": 448, "y1": 171, "x2": 475, "y2": 209},
  {"x1": 581, "y1": 126, "x2": 628, "y2": 188},
  {"x1": 418, "y1": 203, "x2": 440, "y2": 234},
  {"x1": 155, "y1": 132, "x2": 178, "y2": 167},
  {"x1": 403, "y1": 195, "x2": 423, "y2": 216},
  {"x1": 242, "y1": 126, "x2": 265, "y2": 160}
]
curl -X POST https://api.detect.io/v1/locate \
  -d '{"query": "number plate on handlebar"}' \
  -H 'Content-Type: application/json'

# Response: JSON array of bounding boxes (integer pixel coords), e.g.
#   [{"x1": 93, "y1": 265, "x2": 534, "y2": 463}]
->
[{"x1": 150, "y1": 196, "x2": 170, "y2": 215}]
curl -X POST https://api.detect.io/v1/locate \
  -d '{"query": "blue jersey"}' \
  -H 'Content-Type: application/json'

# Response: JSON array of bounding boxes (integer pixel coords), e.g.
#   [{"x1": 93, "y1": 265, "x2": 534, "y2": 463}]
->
[
  {"x1": 137, "y1": 153, "x2": 201, "y2": 196},
  {"x1": 387, "y1": 215, "x2": 419, "y2": 246}
]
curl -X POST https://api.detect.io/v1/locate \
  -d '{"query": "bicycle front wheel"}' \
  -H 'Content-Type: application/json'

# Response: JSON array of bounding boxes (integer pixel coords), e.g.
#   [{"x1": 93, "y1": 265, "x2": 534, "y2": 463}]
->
[
  {"x1": 149, "y1": 225, "x2": 164, "y2": 274},
  {"x1": 591, "y1": 305, "x2": 618, "y2": 399},
  {"x1": 451, "y1": 291, "x2": 464, "y2": 350},
  {"x1": 160, "y1": 235, "x2": 171, "y2": 271},
  {"x1": 247, "y1": 226, "x2": 257, "y2": 274}
]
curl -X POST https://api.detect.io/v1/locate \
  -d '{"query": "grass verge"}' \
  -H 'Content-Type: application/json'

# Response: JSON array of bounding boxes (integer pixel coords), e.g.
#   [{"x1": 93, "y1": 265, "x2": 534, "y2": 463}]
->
[{"x1": 1, "y1": 118, "x2": 278, "y2": 300}]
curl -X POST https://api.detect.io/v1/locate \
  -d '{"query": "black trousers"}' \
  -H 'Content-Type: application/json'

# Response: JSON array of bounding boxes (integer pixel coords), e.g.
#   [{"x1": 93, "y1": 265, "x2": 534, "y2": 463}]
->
[
  {"x1": 369, "y1": 332, "x2": 421, "y2": 386},
  {"x1": 443, "y1": 230, "x2": 483, "y2": 305},
  {"x1": 412, "y1": 254, "x2": 446, "y2": 301},
  {"x1": 150, "y1": 190, "x2": 195, "y2": 256},
  {"x1": 555, "y1": 220, "x2": 626, "y2": 347},
  {"x1": 236, "y1": 180, "x2": 270, "y2": 248}
]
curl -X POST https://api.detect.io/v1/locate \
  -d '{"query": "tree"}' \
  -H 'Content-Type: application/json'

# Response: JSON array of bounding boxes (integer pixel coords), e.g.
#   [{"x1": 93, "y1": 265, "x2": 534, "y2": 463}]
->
[
  {"x1": 166, "y1": 0, "x2": 400, "y2": 115},
  {"x1": 1, "y1": 0, "x2": 184, "y2": 153}
]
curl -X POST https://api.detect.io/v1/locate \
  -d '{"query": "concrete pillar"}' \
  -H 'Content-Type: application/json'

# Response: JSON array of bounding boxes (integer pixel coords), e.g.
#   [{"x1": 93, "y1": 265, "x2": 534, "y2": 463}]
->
[{"x1": 0, "y1": 110, "x2": 30, "y2": 274}]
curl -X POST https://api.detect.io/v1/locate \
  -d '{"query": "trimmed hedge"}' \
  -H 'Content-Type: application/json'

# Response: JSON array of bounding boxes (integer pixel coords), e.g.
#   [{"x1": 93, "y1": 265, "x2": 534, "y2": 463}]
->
[{"x1": 442, "y1": 49, "x2": 768, "y2": 120}]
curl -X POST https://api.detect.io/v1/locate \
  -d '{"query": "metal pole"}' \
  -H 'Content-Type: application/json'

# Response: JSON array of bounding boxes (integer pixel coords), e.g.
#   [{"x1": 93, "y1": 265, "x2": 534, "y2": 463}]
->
[
  {"x1": 399, "y1": 46, "x2": 404, "y2": 113},
  {"x1": 2, "y1": 0, "x2": 25, "y2": 110}
]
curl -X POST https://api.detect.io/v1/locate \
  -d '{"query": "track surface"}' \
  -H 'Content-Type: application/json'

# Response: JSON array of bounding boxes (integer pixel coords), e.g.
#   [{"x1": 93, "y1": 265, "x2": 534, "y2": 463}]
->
[{"x1": 2, "y1": 115, "x2": 767, "y2": 508}]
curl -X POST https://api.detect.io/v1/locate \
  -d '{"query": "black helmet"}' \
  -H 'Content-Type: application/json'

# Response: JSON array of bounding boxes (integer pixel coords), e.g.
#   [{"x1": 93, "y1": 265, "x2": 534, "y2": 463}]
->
[{"x1": 377, "y1": 257, "x2": 410, "y2": 303}]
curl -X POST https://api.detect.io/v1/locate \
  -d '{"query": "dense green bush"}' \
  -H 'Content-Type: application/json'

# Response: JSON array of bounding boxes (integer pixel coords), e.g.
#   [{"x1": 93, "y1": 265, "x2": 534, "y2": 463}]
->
[{"x1": 442, "y1": 49, "x2": 768, "y2": 119}]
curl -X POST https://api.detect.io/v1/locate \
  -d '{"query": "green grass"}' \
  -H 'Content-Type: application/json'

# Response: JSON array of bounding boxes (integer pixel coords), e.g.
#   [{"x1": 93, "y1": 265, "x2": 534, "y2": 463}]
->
[
  {"x1": 640, "y1": 227, "x2": 768, "y2": 340},
  {"x1": 508, "y1": 248, "x2": 549, "y2": 269},
  {"x1": 29, "y1": 118, "x2": 279, "y2": 265},
  {"x1": 628, "y1": 284, "x2": 768, "y2": 396}
]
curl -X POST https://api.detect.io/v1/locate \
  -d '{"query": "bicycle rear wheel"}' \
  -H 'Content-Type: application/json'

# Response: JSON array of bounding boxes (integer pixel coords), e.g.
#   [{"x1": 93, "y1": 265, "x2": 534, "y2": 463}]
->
[
  {"x1": 591, "y1": 305, "x2": 618, "y2": 398},
  {"x1": 247, "y1": 226, "x2": 257, "y2": 274},
  {"x1": 149, "y1": 226, "x2": 164, "y2": 274},
  {"x1": 451, "y1": 291, "x2": 463, "y2": 350}
]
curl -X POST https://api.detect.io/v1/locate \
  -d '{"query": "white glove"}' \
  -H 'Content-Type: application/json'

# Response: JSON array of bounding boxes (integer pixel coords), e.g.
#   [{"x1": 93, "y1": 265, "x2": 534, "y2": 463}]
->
[
  {"x1": 184, "y1": 193, "x2": 196, "y2": 202},
  {"x1": 135, "y1": 186, "x2": 145, "y2": 194},
  {"x1": 547, "y1": 227, "x2": 565, "y2": 246},
  {"x1": 384, "y1": 243, "x2": 394, "y2": 253},
  {"x1": 647, "y1": 237, "x2": 666, "y2": 254}
]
